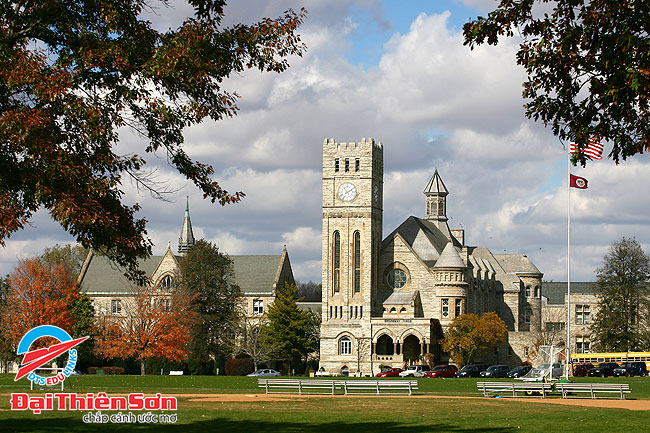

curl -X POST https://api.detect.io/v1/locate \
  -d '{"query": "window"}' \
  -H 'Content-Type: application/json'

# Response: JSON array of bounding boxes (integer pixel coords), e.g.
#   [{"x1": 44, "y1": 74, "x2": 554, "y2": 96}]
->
[
  {"x1": 345, "y1": 158, "x2": 349, "y2": 172},
  {"x1": 576, "y1": 305, "x2": 590, "y2": 324},
  {"x1": 253, "y1": 299, "x2": 264, "y2": 315},
  {"x1": 546, "y1": 322, "x2": 565, "y2": 332},
  {"x1": 437, "y1": 200, "x2": 444, "y2": 215},
  {"x1": 524, "y1": 347, "x2": 529, "y2": 357},
  {"x1": 524, "y1": 309, "x2": 531, "y2": 324},
  {"x1": 349, "y1": 306, "x2": 353, "y2": 319},
  {"x1": 534, "y1": 286, "x2": 539, "y2": 297},
  {"x1": 329, "y1": 306, "x2": 333, "y2": 320},
  {"x1": 333, "y1": 232, "x2": 340, "y2": 292},
  {"x1": 525, "y1": 285, "x2": 531, "y2": 297},
  {"x1": 111, "y1": 299, "x2": 122, "y2": 315},
  {"x1": 455, "y1": 299, "x2": 462, "y2": 317},
  {"x1": 576, "y1": 336, "x2": 591, "y2": 353},
  {"x1": 161, "y1": 275, "x2": 173, "y2": 289},
  {"x1": 354, "y1": 231, "x2": 361, "y2": 292},
  {"x1": 388, "y1": 268, "x2": 407, "y2": 289},
  {"x1": 159, "y1": 298, "x2": 170, "y2": 311},
  {"x1": 355, "y1": 158, "x2": 360, "y2": 172},
  {"x1": 441, "y1": 298, "x2": 449, "y2": 319},
  {"x1": 359, "y1": 306, "x2": 363, "y2": 318},
  {"x1": 335, "y1": 158, "x2": 339, "y2": 172},
  {"x1": 354, "y1": 306, "x2": 358, "y2": 318},
  {"x1": 340, "y1": 337, "x2": 352, "y2": 355},
  {"x1": 339, "y1": 306, "x2": 343, "y2": 319}
]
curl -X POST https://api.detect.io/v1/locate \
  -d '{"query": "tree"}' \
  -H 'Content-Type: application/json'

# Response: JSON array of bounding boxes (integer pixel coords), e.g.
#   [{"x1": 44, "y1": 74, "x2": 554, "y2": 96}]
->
[
  {"x1": 464, "y1": 1, "x2": 650, "y2": 164},
  {"x1": 0, "y1": 275, "x2": 14, "y2": 373},
  {"x1": 231, "y1": 310, "x2": 277, "y2": 372},
  {"x1": 266, "y1": 282, "x2": 315, "y2": 370},
  {"x1": 0, "y1": 1, "x2": 306, "y2": 281},
  {"x1": 40, "y1": 244, "x2": 89, "y2": 279},
  {"x1": 442, "y1": 312, "x2": 508, "y2": 366},
  {"x1": 296, "y1": 280, "x2": 322, "y2": 302},
  {"x1": 590, "y1": 237, "x2": 650, "y2": 351},
  {"x1": 1, "y1": 258, "x2": 79, "y2": 349},
  {"x1": 69, "y1": 292, "x2": 97, "y2": 369},
  {"x1": 95, "y1": 283, "x2": 195, "y2": 375},
  {"x1": 527, "y1": 305, "x2": 567, "y2": 364},
  {"x1": 179, "y1": 239, "x2": 241, "y2": 373}
]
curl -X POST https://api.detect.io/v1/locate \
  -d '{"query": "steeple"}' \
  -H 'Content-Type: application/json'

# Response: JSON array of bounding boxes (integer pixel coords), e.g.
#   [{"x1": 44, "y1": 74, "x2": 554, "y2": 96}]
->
[
  {"x1": 424, "y1": 169, "x2": 449, "y2": 222},
  {"x1": 178, "y1": 197, "x2": 195, "y2": 255}
]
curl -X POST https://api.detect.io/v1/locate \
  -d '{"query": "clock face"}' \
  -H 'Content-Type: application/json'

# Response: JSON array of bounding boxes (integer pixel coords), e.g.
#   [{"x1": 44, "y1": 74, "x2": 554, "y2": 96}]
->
[
  {"x1": 338, "y1": 182, "x2": 357, "y2": 202},
  {"x1": 373, "y1": 185, "x2": 379, "y2": 204}
]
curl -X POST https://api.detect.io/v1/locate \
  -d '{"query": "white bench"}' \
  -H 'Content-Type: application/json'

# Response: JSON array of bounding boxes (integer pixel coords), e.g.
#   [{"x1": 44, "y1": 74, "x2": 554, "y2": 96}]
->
[
  {"x1": 477, "y1": 381, "x2": 553, "y2": 398},
  {"x1": 555, "y1": 383, "x2": 630, "y2": 400},
  {"x1": 169, "y1": 370, "x2": 184, "y2": 376},
  {"x1": 258, "y1": 379, "x2": 418, "y2": 395}
]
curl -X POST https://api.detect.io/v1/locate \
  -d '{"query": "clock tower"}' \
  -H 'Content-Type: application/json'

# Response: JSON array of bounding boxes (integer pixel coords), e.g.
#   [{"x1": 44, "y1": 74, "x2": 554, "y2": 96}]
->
[{"x1": 320, "y1": 137, "x2": 383, "y2": 375}]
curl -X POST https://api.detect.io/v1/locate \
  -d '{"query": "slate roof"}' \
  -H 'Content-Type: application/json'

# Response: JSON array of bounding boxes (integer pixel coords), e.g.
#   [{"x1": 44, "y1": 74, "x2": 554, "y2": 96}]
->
[
  {"x1": 433, "y1": 242, "x2": 466, "y2": 269},
  {"x1": 494, "y1": 254, "x2": 542, "y2": 275},
  {"x1": 78, "y1": 253, "x2": 161, "y2": 295},
  {"x1": 230, "y1": 255, "x2": 284, "y2": 295},
  {"x1": 381, "y1": 216, "x2": 461, "y2": 262},
  {"x1": 543, "y1": 282, "x2": 597, "y2": 305},
  {"x1": 383, "y1": 291, "x2": 418, "y2": 305},
  {"x1": 423, "y1": 169, "x2": 448, "y2": 195}
]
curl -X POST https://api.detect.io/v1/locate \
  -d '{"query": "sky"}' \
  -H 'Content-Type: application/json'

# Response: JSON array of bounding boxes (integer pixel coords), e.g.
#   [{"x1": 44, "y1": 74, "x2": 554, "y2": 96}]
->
[{"x1": 3, "y1": 0, "x2": 650, "y2": 284}]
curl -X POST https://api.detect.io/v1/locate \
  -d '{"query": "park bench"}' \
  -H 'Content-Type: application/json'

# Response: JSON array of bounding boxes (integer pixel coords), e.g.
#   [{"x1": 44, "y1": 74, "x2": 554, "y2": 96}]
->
[
  {"x1": 258, "y1": 379, "x2": 418, "y2": 395},
  {"x1": 477, "y1": 381, "x2": 553, "y2": 398},
  {"x1": 555, "y1": 382, "x2": 630, "y2": 400}
]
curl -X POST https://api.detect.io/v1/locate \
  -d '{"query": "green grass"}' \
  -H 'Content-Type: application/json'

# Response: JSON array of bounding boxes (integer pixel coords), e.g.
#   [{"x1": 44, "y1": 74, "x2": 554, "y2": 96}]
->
[{"x1": 1, "y1": 374, "x2": 649, "y2": 432}]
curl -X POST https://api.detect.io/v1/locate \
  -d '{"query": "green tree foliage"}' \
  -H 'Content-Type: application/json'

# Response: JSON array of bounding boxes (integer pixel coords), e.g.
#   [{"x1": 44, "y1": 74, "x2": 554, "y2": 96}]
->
[
  {"x1": 179, "y1": 239, "x2": 241, "y2": 373},
  {"x1": 590, "y1": 237, "x2": 650, "y2": 351},
  {"x1": 0, "y1": 1, "x2": 306, "y2": 281},
  {"x1": 0, "y1": 275, "x2": 14, "y2": 372},
  {"x1": 464, "y1": 1, "x2": 650, "y2": 164},
  {"x1": 296, "y1": 280, "x2": 322, "y2": 302},
  {"x1": 266, "y1": 282, "x2": 315, "y2": 370},
  {"x1": 442, "y1": 312, "x2": 508, "y2": 366},
  {"x1": 69, "y1": 292, "x2": 97, "y2": 368},
  {"x1": 40, "y1": 244, "x2": 89, "y2": 279}
]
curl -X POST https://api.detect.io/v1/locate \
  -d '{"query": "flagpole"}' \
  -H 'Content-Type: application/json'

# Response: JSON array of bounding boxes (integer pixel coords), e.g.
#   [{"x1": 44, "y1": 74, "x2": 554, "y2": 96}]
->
[{"x1": 566, "y1": 151, "x2": 572, "y2": 380}]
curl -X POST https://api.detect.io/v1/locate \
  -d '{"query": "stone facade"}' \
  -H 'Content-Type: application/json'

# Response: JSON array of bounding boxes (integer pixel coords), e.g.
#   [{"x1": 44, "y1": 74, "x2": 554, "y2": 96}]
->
[{"x1": 319, "y1": 137, "x2": 544, "y2": 376}]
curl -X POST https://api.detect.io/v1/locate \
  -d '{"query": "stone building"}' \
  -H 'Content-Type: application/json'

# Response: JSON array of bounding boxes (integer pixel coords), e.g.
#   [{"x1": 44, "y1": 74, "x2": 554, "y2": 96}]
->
[
  {"x1": 318, "y1": 137, "x2": 544, "y2": 376},
  {"x1": 77, "y1": 202, "x2": 295, "y2": 320}
]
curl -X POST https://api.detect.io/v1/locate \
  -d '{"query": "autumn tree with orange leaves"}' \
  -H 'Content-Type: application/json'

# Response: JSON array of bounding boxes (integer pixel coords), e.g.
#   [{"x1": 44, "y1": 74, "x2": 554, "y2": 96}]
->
[
  {"x1": 95, "y1": 283, "x2": 196, "y2": 375},
  {"x1": 0, "y1": 1, "x2": 306, "y2": 282},
  {"x1": 442, "y1": 312, "x2": 508, "y2": 367},
  {"x1": 1, "y1": 258, "x2": 80, "y2": 349}
]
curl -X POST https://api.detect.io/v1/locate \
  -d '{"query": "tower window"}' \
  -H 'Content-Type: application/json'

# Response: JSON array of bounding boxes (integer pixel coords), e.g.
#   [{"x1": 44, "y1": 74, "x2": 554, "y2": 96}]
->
[
  {"x1": 360, "y1": 306, "x2": 363, "y2": 318},
  {"x1": 441, "y1": 298, "x2": 449, "y2": 319},
  {"x1": 333, "y1": 231, "x2": 340, "y2": 293},
  {"x1": 355, "y1": 158, "x2": 360, "y2": 172},
  {"x1": 345, "y1": 158, "x2": 349, "y2": 172},
  {"x1": 335, "y1": 158, "x2": 339, "y2": 172},
  {"x1": 438, "y1": 200, "x2": 444, "y2": 215},
  {"x1": 455, "y1": 299, "x2": 462, "y2": 317},
  {"x1": 329, "y1": 306, "x2": 333, "y2": 319},
  {"x1": 354, "y1": 231, "x2": 361, "y2": 293}
]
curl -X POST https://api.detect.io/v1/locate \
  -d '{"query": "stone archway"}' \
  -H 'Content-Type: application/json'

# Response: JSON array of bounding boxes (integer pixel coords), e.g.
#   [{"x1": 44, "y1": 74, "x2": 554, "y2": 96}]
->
[
  {"x1": 402, "y1": 334, "x2": 421, "y2": 364},
  {"x1": 376, "y1": 334, "x2": 394, "y2": 356}
]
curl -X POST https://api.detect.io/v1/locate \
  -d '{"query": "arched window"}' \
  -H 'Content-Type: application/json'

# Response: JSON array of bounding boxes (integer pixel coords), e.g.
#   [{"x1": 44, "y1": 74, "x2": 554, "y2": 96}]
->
[
  {"x1": 353, "y1": 231, "x2": 361, "y2": 293},
  {"x1": 339, "y1": 337, "x2": 352, "y2": 355},
  {"x1": 399, "y1": 307, "x2": 406, "y2": 313},
  {"x1": 390, "y1": 307, "x2": 397, "y2": 313},
  {"x1": 437, "y1": 200, "x2": 444, "y2": 215},
  {"x1": 534, "y1": 286, "x2": 539, "y2": 297},
  {"x1": 333, "y1": 231, "x2": 340, "y2": 293},
  {"x1": 525, "y1": 285, "x2": 531, "y2": 297},
  {"x1": 161, "y1": 275, "x2": 173, "y2": 289}
]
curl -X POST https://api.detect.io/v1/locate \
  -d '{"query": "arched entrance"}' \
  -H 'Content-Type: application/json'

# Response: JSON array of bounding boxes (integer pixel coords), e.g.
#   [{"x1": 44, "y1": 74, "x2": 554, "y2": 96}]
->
[
  {"x1": 402, "y1": 335, "x2": 421, "y2": 364},
  {"x1": 376, "y1": 334, "x2": 394, "y2": 356}
]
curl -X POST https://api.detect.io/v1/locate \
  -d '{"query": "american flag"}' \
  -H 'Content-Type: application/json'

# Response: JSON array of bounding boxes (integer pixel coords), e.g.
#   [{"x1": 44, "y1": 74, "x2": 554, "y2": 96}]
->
[{"x1": 570, "y1": 138, "x2": 604, "y2": 160}]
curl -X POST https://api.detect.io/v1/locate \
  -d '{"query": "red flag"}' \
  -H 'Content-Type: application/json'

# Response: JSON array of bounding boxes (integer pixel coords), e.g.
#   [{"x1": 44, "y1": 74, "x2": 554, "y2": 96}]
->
[
  {"x1": 570, "y1": 139, "x2": 604, "y2": 160},
  {"x1": 570, "y1": 174, "x2": 588, "y2": 189}
]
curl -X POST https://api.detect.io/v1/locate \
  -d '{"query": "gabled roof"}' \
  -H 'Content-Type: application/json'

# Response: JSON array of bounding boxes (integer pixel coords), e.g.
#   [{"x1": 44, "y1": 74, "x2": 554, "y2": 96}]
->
[
  {"x1": 423, "y1": 169, "x2": 448, "y2": 195},
  {"x1": 78, "y1": 252, "x2": 161, "y2": 295},
  {"x1": 383, "y1": 291, "x2": 418, "y2": 305},
  {"x1": 543, "y1": 282, "x2": 597, "y2": 305},
  {"x1": 433, "y1": 242, "x2": 466, "y2": 269},
  {"x1": 381, "y1": 216, "x2": 461, "y2": 262},
  {"x1": 495, "y1": 254, "x2": 542, "y2": 275},
  {"x1": 230, "y1": 254, "x2": 286, "y2": 296}
]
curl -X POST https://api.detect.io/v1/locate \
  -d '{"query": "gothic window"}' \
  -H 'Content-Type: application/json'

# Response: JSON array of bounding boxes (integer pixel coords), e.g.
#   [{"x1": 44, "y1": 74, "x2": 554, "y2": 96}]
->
[
  {"x1": 576, "y1": 305, "x2": 590, "y2": 324},
  {"x1": 353, "y1": 231, "x2": 361, "y2": 293},
  {"x1": 345, "y1": 158, "x2": 349, "y2": 172},
  {"x1": 334, "y1": 306, "x2": 338, "y2": 319},
  {"x1": 333, "y1": 232, "x2": 340, "y2": 293},
  {"x1": 253, "y1": 299, "x2": 264, "y2": 315},
  {"x1": 329, "y1": 306, "x2": 333, "y2": 320},
  {"x1": 339, "y1": 337, "x2": 352, "y2": 355},
  {"x1": 339, "y1": 306, "x2": 343, "y2": 319},
  {"x1": 349, "y1": 306, "x2": 353, "y2": 319},
  {"x1": 359, "y1": 306, "x2": 363, "y2": 318},
  {"x1": 111, "y1": 299, "x2": 122, "y2": 315},
  {"x1": 525, "y1": 285, "x2": 531, "y2": 297},
  {"x1": 335, "y1": 158, "x2": 339, "y2": 172},
  {"x1": 354, "y1": 306, "x2": 358, "y2": 318},
  {"x1": 534, "y1": 286, "x2": 539, "y2": 297},
  {"x1": 387, "y1": 268, "x2": 407, "y2": 289},
  {"x1": 355, "y1": 158, "x2": 360, "y2": 172},
  {"x1": 400, "y1": 307, "x2": 406, "y2": 313},
  {"x1": 437, "y1": 200, "x2": 444, "y2": 215},
  {"x1": 161, "y1": 275, "x2": 173, "y2": 289},
  {"x1": 441, "y1": 298, "x2": 449, "y2": 319},
  {"x1": 455, "y1": 299, "x2": 462, "y2": 317}
]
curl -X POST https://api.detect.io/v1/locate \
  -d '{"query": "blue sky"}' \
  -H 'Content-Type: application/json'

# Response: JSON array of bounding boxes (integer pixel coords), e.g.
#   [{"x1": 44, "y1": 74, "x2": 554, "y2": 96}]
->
[{"x1": 3, "y1": 0, "x2": 650, "y2": 284}]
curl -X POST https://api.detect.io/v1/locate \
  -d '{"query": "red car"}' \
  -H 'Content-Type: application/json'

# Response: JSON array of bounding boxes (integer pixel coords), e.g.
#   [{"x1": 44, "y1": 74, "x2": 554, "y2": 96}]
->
[
  {"x1": 376, "y1": 367, "x2": 403, "y2": 378},
  {"x1": 424, "y1": 365, "x2": 458, "y2": 378}
]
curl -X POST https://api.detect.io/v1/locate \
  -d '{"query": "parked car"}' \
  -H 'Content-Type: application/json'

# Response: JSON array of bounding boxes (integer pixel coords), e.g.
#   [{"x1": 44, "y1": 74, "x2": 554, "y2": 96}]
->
[
  {"x1": 247, "y1": 369, "x2": 281, "y2": 377},
  {"x1": 399, "y1": 364, "x2": 430, "y2": 377},
  {"x1": 456, "y1": 364, "x2": 489, "y2": 378},
  {"x1": 480, "y1": 365, "x2": 510, "y2": 378},
  {"x1": 528, "y1": 362, "x2": 564, "y2": 379},
  {"x1": 424, "y1": 365, "x2": 458, "y2": 378},
  {"x1": 572, "y1": 363, "x2": 594, "y2": 377},
  {"x1": 376, "y1": 367, "x2": 403, "y2": 378},
  {"x1": 315, "y1": 367, "x2": 331, "y2": 377},
  {"x1": 588, "y1": 362, "x2": 619, "y2": 377},
  {"x1": 507, "y1": 365, "x2": 532, "y2": 378},
  {"x1": 613, "y1": 362, "x2": 647, "y2": 377}
]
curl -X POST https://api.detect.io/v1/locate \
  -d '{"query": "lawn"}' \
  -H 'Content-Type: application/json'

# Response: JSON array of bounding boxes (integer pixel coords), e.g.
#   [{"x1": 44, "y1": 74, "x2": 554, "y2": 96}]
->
[{"x1": 1, "y1": 374, "x2": 649, "y2": 432}]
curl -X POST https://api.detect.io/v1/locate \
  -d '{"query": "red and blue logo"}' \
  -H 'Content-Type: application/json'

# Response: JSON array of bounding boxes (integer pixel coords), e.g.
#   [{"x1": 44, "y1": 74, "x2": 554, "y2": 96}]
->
[{"x1": 14, "y1": 325, "x2": 89, "y2": 386}]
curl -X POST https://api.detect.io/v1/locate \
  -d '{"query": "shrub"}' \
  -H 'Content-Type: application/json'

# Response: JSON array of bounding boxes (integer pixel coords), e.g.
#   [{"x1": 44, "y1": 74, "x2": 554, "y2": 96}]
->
[
  {"x1": 87, "y1": 366, "x2": 98, "y2": 375},
  {"x1": 225, "y1": 358, "x2": 254, "y2": 376}
]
